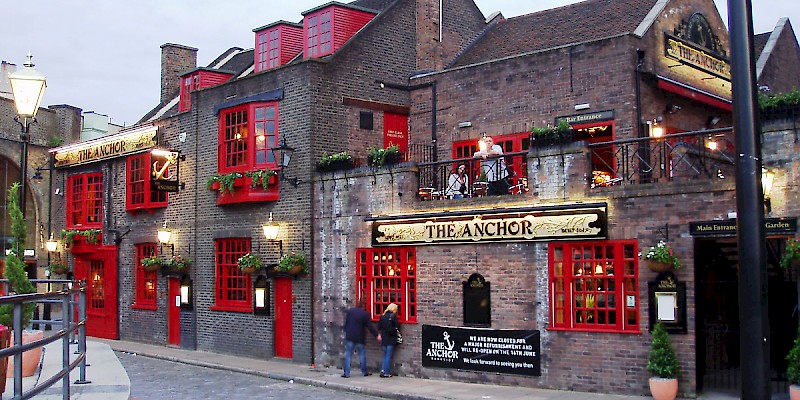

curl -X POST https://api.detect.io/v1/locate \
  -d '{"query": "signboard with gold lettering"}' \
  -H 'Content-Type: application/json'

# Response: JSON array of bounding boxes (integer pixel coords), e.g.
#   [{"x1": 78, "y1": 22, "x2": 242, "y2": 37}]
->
[
  {"x1": 664, "y1": 33, "x2": 731, "y2": 80},
  {"x1": 689, "y1": 218, "x2": 796, "y2": 237},
  {"x1": 150, "y1": 149, "x2": 182, "y2": 192},
  {"x1": 370, "y1": 204, "x2": 606, "y2": 246},
  {"x1": 51, "y1": 126, "x2": 158, "y2": 168}
]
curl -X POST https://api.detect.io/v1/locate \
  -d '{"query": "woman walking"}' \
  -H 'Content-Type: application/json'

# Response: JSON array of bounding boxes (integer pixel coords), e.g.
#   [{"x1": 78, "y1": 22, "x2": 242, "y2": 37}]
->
[{"x1": 378, "y1": 303, "x2": 400, "y2": 377}]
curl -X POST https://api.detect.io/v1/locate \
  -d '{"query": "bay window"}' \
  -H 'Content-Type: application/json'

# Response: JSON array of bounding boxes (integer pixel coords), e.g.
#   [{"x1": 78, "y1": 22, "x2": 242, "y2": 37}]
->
[
  {"x1": 218, "y1": 102, "x2": 279, "y2": 173},
  {"x1": 126, "y1": 153, "x2": 168, "y2": 212}
]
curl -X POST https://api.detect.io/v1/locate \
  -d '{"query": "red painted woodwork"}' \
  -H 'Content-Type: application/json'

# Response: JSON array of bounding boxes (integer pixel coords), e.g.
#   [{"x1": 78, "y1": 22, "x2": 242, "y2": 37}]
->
[
  {"x1": 274, "y1": 278, "x2": 293, "y2": 358},
  {"x1": 254, "y1": 23, "x2": 303, "y2": 72},
  {"x1": 355, "y1": 248, "x2": 417, "y2": 323},
  {"x1": 179, "y1": 70, "x2": 234, "y2": 112},
  {"x1": 303, "y1": 4, "x2": 375, "y2": 58},
  {"x1": 208, "y1": 175, "x2": 279, "y2": 205},
  {"x1": 383, "y1": 113, "x2": 409, "y2": 158},
  {"x1": 656, "y1": 78, "x2": 733, "y2": 112},
  {"x1": 211, "y1": 239, "x2": 253, "y2": 312},
  {"x1": 73, "y1": 245, "x2": 118, "y2": 339},
  {"x1": 217, "y1": 103, "x2": 279, "y2": 174},
  {"x1": 133, "y1": 243, "x2": 158, "y2": 309},
  {"x1": 126, "y1": 153, "x2": 168, "y2": 212},
  {"x1": 66, "y1": 173, "x2": 103, "y2": 229},
  {"x1": 167, "y1": 278, "x2": 181, "y2": 346}
]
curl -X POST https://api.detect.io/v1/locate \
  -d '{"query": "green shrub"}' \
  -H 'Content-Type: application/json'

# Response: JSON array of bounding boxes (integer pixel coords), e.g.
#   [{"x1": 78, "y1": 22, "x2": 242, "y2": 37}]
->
[
  {"x1": 647, "y1": 323, "x2": 680, "y2": 379},
  {"x1": 0, "y1": 184, "x2": 36, "y2": 328},
  {"x1": 786, "y1": 326, "x2": 800, "y2": 385}
]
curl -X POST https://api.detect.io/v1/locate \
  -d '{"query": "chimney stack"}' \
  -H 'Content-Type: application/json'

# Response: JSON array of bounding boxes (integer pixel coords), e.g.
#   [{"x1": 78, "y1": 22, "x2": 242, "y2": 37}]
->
[{"x1": 160, "y1": 43, "x2": 198, "y2": 104}]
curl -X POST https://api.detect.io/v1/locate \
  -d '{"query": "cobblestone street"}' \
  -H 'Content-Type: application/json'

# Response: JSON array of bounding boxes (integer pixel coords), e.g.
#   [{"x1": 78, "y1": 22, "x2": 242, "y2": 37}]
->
[{"x1": 118, "y1": 351, "x2": 383, "y2": 400}]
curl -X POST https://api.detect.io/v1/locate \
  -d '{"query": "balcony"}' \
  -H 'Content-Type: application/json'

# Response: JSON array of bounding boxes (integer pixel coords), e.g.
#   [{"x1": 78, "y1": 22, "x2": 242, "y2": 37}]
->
[{"x1": 416, "y1": 151, "x2": 529, "y2": 201}]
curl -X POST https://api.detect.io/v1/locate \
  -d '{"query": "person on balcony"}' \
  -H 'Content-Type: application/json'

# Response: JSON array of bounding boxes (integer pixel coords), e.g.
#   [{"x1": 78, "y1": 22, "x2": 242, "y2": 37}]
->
[
  {"x1": 474, "y1": 136, "x2": 509, "y2": 195},
  {"x1": 446, "y1": 164, "x2": 469, "y2": 199}
]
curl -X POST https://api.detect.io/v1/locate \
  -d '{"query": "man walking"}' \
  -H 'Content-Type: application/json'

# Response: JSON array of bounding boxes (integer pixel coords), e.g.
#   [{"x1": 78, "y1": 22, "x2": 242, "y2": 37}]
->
[{"x1": 342, "y1": 298, "x2": 380, "y2": 377}]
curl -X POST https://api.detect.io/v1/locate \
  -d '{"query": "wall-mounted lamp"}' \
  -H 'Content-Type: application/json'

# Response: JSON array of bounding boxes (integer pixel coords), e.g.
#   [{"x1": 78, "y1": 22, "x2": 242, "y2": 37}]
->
[
  {"x1": 665, "y1": 104, "x2": 681, "y2": 114},
  {"x1": 253, "y1": 275, "x2": 270, "y2": 316},
  {"x1": 158, "y1": 221, "x2": 174, "y2": 255},
  {"x1": 706, "y1": 136, "x2": 718, "y2": 151},
  {"x1": 45, "y1": 234, "x2": 59, "y2": 253},
  {"x1": 647, "y1": 118, "x2": 664, "y2": 139},
  {"x1": 180, "y1": 275, "x2": 193, "y2": 310},
  {"x1": 262, "y1": 212, "x2": 283, "y2": 256},
  {"x1": 271, "y1": 138, "x2": 299, "y2": 187},
  {"x1": 762, "y1": 167, "x2": 775, "y2": 213},
  {"x1": 575, "y1": 103, "x2": 591, "y2": 111}
]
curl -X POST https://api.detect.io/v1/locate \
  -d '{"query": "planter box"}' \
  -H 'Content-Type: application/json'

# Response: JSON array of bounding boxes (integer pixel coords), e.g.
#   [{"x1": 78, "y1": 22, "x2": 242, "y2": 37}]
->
[
  {"x1": 530, "y1": 130, "x2": 574, "y2": 149},
  {"x1": 209, "y1": 174, "x2": 279, "y2": 205}
]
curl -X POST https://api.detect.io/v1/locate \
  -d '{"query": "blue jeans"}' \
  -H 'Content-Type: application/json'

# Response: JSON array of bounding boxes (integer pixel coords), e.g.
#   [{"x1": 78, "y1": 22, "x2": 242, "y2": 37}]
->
[
  {"x1": 343, "y1": 340, "x2": 367, "y2": 376},
  {"x1": 381, "y1": 344, "x2": 395, "y2": 375}
]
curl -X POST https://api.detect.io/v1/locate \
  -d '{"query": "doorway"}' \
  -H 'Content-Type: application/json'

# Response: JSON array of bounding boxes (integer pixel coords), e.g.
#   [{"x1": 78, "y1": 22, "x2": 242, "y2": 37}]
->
[
  {"x1": 695, "y1": 237, "x2": 796, "y2": 395},
  {"x1": 73, "y1": 246, "x2": 118, "y2": 339},
  {"x1": 167, "y1": 278, "x2": 181, "y2": 346},
  {"x1": 274, "y1": 277, "x2": 293, "y2": 358}
]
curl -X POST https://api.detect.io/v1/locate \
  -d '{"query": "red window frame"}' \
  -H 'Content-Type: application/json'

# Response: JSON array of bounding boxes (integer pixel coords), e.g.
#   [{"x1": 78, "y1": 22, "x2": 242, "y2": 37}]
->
[
  {"x1": 126, "y1": 153, "x2": 168, "y2": 212},
  {"x1": 132, "y1": 243, "x2": 158, "y2": 310},
  {"x1": 217, "y1": 102, "x2": 279, "y2": 174},
  {"x1": 267, "y1": 29, "x2": 281, "y2": 69},
  {"x1": 178, "y1": 73, "x2": 199, "y2": 112},
  {"x1": 453, "y1": 132, "x2": 530, "y2": 188},
  {"x1": 548, "y1": 240, "x2": 640, "y2": 333},
  {"x1": 255, "y1": 30, "x2": 270, "y2": 72},
  {"x1": 66, "y1": 173, "x2": 103, "y2": 229},
  {"x1": 211, "y1": 238, "x2": 253, "y2": 312},
  {"x1": 306, "y1": 11, "x2": 332, "y2": 57},
  {"x1": 356, "y1": 247, "x2": 417, "y2": 324}
]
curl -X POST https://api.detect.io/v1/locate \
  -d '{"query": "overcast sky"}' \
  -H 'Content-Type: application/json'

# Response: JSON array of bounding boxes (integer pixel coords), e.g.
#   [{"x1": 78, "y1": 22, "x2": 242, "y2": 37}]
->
[{"x1": 2, "y1": 0, "x2": 797, "y2": 126}]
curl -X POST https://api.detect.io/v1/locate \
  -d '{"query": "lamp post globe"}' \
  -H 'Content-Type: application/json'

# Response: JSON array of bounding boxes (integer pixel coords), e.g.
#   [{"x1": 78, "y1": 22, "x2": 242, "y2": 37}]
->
[{"x1": 8, "y1": 52, "x2": 47, "y2": 218}]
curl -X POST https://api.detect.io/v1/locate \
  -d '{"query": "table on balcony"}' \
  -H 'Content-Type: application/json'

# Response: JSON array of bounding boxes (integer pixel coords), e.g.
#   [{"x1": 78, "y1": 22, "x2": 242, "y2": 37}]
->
[{"x1": 418, "y1": 187, "x2": 443, "y2": 201}]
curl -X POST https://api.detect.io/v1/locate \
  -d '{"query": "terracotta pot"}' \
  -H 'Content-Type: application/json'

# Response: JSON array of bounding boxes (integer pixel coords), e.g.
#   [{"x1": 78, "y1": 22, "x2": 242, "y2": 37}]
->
[
  {"x1": 287, "y1": 264, "x2": 304, "y2": 275},
  {"x1": 645, "y1": 260, "x2": 672, "y2": 273},
  {"x1": 143, "y1": 263, "x2": 161, "y2": 272},
  {"x1": 790, "y1": 384, "x2": 800, "y2": 400},
  {"x1": 649, "y1": 377, "x2": 678, "y2": 400},
  {"x1": 7, "y1": 330, "x2": 44, "y2": 378}
]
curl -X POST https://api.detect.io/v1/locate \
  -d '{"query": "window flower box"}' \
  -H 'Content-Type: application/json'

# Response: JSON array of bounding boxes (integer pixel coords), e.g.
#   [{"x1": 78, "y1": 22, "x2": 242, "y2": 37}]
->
[{"x1": 206, "y1": 170, "x2": 279, "y2": 205}]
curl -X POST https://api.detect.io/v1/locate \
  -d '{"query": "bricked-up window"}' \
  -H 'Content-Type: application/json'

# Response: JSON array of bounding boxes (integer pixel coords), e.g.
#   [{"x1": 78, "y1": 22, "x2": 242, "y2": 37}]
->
[
  {"x1": 133, "y1": 243, "x2": 158, "y2": 310},
  {"x1": 66, "y1": 173, "x2": 103, "y2": 228},
  {"x1": 126, "y1": 153, "x2": 168, "y2": 212},
  {"x1": 356, "y1": 248, "x2": 417, "y2": 323},
  {"x1": 549, "y1": 240, "x2": 640, "y2": 333},
  {"x1": 218, "y1": 103, "x2": 279, "y2": 174},
  {"x1": 212, "y1": 238, "x2": 252, "y2": 312},
  {"x1": 306, "y1": 11, "x2": 332, "y2": 57}
]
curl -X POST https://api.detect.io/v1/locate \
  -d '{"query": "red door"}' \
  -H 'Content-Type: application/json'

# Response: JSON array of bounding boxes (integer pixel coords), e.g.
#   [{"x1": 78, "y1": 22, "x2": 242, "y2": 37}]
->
[
  {"x1": 274, "y1": 277, "x2": 293, "y2": 358},
  {"x1": 73, "y1": 246, "x2": 118, "y2": 339},
  {"x1": 167, "y1": 278, "x2": 180, "y2": 346}
]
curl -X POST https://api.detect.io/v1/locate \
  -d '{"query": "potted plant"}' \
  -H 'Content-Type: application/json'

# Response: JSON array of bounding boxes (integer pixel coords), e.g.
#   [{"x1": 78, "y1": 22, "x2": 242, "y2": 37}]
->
[
  {"x1": 641, "y1": 241, "x2": 681, "y2": 272},
  {"x1": 317, "y1": 151, "x2": 354, "y2": 172},
  {"x1": 276, "y1": 252, "x2": 308, "y2": 275},
  {"x1": 243, "y1": 169, "x2": 278, "y2": 190},
  {"x1": 647, "y1": 323, "x2": 680, "y2": 400},
  {"x1": 781, "y1": 237, "x2": 800, "y2": 269},
  {"x1": 47, "y1": 261, "x2": 69, "y2": 275},
  {"x1": 530, "y1": 120, "x2": 573, "y2": 148},
  {"x1": 140, "y1": 256, "x2": 164, "y2": 272},
  {"x1": 787, "y1": 326, "x2": 800, "y2": 399},
  {"x1": 205, "y1": 172, "x2": 243, "y2": 195},
  {"x1": 166, "y1": 255, "x2": 191, "y2": 272},
  {"x1": 367, "y1": 144, "x2": 402, "y2": 168},
  {"x1": 237, "y1": 253, "x2": 263, "y2": 274}
]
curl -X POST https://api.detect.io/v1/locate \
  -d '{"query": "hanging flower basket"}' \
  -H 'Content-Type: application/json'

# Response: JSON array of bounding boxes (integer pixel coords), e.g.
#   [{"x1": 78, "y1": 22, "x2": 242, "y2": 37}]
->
[
  {"x1": 47, "y1": 262, "x2": 69, "y2": 275},
  {"x1": 640, "y1": 241, "x2": 681, "y2": 272},
  {"x1": 141, "y1": 256, "x2": 164, "y2": 272},
  {"x1": 276, "y1": 252, "x2": 308, "y2": 275},
  {"x1": 644, "y1": 259, "x2": 672, "y2": 273},
  {"x1": 237, "y1": 253, "x2": 263, "y2": 274}
]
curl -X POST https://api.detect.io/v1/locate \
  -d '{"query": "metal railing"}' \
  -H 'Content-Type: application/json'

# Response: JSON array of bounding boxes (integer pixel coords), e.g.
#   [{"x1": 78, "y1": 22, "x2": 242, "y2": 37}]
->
[
  {"x1": 587, "y1": 127, "x2": 735, "y2": 188},
  {"x1": 416, "y1": 151, "x2": 529, "y2": 201},
  {"x1": 0, "y1": 281, "x2": 88, "y2": 400}
]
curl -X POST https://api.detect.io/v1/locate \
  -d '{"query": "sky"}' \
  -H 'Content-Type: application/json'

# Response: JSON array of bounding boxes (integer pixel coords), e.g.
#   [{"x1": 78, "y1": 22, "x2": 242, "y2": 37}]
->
[{"x1": 2, "y1": 1, "x2": 798, "y2": 127}]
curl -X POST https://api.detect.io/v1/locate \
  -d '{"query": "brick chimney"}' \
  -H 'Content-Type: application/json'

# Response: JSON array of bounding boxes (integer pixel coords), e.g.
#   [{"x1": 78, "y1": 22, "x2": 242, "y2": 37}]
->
[
  {"x1": 416, "y1": 0, "x2": 443, "y2": 70},
  {"x1": 160, "y1": 43, "x2": 198, "y2": 104}
]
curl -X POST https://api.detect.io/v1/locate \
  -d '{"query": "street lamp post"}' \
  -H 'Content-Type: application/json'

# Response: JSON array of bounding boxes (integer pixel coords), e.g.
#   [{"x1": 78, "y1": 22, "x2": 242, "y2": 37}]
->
[{"x1": 8, "y1": 52, "x2": 47, "y2": 218}]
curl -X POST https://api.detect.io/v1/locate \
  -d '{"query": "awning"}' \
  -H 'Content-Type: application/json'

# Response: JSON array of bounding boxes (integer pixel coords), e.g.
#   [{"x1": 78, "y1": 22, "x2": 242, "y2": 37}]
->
[{"x1": 656, "y1": 76, "x2": 732, "y2": 112}]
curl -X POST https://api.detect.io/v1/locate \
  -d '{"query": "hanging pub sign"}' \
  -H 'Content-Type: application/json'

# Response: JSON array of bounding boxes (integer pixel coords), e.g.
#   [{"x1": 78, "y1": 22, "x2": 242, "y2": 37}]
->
[
  {"x1": 51, "y1": 125, "x2": 158, "y2": 168},
  {"x1": 422, "y1": 325, "x2": 541, "y2": 376},
  {"x1": 663, "y1": 13, "x2": 731, "y2": 80},
  {"x1": 369, "y1": 203, "x2": 607, "y2": 246},
  {"x1": 689, "y1": 217, "x2": 797, "y2": 237},
  {"x1": 150, "y1": 148, "x2": 183, "y2": 193}
]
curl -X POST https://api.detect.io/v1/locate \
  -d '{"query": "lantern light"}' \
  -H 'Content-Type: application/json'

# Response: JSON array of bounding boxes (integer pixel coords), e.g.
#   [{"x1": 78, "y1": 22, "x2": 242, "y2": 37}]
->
[{"x1": 45, "y1": 234, "x2": 59, "y2": 252}]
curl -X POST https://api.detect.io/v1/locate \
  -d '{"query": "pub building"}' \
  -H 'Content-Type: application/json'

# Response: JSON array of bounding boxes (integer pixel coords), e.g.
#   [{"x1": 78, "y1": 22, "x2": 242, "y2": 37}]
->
[{"x1": 32, "y1": 0, "x2": 800, "y2": 398}]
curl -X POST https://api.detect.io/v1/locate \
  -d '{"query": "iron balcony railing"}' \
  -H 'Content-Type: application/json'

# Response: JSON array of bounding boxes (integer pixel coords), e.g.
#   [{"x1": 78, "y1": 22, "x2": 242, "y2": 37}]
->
[
  {"x1": 417, "y1": 151, "x2": 529, "y2": 201},
  {"x1": 0, "y1": 280, "x2": 88, "y2": 400},
  {"x1": 587, "y1": 127, "x2": 735, "y2": 188}
]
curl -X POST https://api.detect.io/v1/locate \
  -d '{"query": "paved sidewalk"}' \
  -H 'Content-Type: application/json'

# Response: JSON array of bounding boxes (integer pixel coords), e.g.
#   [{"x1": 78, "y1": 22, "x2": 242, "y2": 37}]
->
[{"x1": 96, "y1": 338, "x2": 644, "y2": 400}]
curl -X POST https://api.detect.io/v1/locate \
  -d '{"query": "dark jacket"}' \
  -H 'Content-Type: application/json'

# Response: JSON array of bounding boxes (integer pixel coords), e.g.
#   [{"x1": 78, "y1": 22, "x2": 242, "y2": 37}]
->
[
  {"x1": 344, "y1": 306, "x2": 378, "y2": 343},
  {"x1": 378, "y1": 311, "x2": 400, "y2": 345}
]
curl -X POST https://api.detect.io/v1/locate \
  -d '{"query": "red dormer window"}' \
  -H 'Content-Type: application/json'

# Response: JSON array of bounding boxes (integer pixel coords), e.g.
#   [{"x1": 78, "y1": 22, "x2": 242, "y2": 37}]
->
[
  {"x1": 303, "y1": 4, "x2": 376, "y2": 59},
  {"x1": 178, "y1": 70, "x2": 234, "y2": 112},
  {"x1": 254, "y1": 23, "x2": 303, "y2": 72}
]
